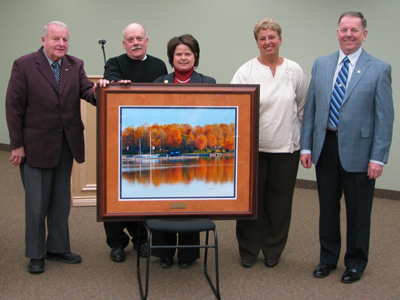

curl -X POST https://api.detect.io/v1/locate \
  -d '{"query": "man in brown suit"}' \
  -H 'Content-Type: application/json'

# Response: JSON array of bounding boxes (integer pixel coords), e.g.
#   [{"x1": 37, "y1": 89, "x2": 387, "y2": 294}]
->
[{"x1": 6, "y1": 21, "x2": 97, "y2": 274}]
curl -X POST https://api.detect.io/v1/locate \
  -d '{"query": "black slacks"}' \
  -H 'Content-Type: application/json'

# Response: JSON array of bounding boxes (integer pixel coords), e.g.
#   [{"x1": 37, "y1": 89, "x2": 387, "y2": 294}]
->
[
  {"x1": 104, "y1": 221, "x2": 147, "y2": 249},
  {"x1": 315, "y1": 131, "x2": 375, "y2": 271},
  {"x1": 151, "y1": 231, "x2": 200, "y2": 262}
]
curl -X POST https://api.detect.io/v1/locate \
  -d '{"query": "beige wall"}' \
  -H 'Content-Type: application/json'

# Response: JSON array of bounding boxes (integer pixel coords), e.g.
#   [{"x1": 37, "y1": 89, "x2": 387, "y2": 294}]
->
[{"x1": 1, "y1": 0, "x2": 399, "y2": 191}]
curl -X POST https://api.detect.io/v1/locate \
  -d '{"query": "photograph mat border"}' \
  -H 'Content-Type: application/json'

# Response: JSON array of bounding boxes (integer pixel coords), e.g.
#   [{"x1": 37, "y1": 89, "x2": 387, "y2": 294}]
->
[{"x1": 118, "y1": 105, "x2": 239, "y2": 201}]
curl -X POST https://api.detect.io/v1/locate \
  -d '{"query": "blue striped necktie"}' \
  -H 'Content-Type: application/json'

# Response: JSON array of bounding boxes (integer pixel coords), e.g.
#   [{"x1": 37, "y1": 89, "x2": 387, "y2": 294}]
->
[
  {"x1": 329, "y1": 57, "x2": 350, "y2": 128},
  {"x1": 52, "y1": 61, "x2": 61, "y2": 85}
]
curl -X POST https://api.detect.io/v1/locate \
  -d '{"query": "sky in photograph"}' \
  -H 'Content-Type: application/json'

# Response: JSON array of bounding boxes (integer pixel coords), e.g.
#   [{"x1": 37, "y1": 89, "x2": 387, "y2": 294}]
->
[{"x1": 120, "y1": 106, "x2": 237, "y2": 129}]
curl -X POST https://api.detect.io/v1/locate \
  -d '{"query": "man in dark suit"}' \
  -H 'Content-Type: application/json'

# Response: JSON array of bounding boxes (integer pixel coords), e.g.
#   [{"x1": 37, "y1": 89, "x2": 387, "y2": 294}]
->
[
  {"x1": 6, "y1": 21, "x2": 97, "y2": 274},
  {"x1": 98, "y1": 23, "x2": 167, "y2": 263},
  {"x1": 300, "y1": 12, "x2": 394, "y2": 283}
]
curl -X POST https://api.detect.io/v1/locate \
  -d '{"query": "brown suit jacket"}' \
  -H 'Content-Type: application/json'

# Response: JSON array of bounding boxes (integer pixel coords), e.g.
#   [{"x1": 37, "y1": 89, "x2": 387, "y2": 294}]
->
[{"x1": 6, "y1": 48, "x2": 96, "y2": 168}]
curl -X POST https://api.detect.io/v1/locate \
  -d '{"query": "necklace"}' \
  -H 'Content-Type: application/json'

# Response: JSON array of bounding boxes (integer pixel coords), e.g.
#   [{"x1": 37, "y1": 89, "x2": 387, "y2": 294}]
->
[{"x1": 175, "y1": 77, "x2": 191, "y2": 84}]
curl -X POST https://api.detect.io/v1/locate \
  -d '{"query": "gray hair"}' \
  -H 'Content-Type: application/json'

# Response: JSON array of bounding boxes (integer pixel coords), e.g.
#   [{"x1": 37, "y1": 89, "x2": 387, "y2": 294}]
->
[
  {"x1": 338, "y1": 12, "x2": 367, "y2": 29},
  {"x1": 122, "y1": 23, "x2": 147, "y2": 40},
  {"x1": 42, "y1": 21, "x2": 69, "y2": 39}
]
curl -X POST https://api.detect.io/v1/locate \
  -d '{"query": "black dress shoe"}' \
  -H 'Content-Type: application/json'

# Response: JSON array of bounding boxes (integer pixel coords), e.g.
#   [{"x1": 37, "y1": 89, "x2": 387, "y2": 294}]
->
[
  {"x1": 240, "y1": 258, "x2": 255, "y2": 268},
  {"x1": 134, "y1": 243, "x2": 148, "y2": 258},
  {"x1": 313, "y1": 263, "x2": 337, "y2": 278},
  {"x1": 110, "y1": 245, "x2": 125, "y2": 262},
  {"x1": 28, "y1": 259, "x2": 45, "y2": 274},
  {"x1": 160, "y1": 258, "x2": 173, "y2": 268},
  {"x1": 179, "y1": 260, "x2": 195, "y2": 269},
  {"x1": 341, "y1": 268, "x2": 363, "y2": 283},
  {"x1": 264, "y1": 258, "x2": 279, "y2": 268},
  {"x1": 45, "y1": 252, "x2": 82, "y2": 264}
]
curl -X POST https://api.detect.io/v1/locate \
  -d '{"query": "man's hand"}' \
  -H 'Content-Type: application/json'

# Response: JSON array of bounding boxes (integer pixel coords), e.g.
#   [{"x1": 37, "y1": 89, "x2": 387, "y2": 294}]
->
[
  {"x1": 10, "y1": 147, "x2": 25, "y2": 166},
  {"x1": 93, "y1": 79, "x2": 111, "y2": 96},
  {"x1": 93, "y1": 79, "x2": 132, "y2": 94},
  {"x1": 367, "y1": 162, "x2": 383, "y2": 179},
  {"x1": 117, "y1": 80, "x2": 132, "y2": 85},
  {"x1": 300, "y1": 154, "x2": 312, "y2": 169},
  {"x1": 98, "y1": 79, "x2": 111, "y2": 87}
]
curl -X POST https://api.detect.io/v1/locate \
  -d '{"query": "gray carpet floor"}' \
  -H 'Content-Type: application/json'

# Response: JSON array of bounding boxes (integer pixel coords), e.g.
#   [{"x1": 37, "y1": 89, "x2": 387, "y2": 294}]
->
[{"x1": 0, "y1": 150, "x2": 399, "y2": 300}]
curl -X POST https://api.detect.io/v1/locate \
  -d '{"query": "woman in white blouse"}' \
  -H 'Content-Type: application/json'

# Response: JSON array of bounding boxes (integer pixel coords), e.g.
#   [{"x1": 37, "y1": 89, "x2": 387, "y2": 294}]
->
[{"x1": 231, "y1": 18, "x2": 307, "y2": 268}]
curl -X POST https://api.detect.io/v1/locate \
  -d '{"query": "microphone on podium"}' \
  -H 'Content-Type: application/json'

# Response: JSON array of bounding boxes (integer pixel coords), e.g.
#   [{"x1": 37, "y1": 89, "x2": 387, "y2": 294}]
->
[{"x1": 98, "y1": 38, "x2": 107, "y2": 66}]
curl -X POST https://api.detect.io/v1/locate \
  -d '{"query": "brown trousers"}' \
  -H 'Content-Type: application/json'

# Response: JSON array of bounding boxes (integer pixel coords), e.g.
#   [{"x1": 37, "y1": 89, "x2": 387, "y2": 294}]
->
[{"x1": 236, "y1": 151, "x2": 300, "y2": 260}]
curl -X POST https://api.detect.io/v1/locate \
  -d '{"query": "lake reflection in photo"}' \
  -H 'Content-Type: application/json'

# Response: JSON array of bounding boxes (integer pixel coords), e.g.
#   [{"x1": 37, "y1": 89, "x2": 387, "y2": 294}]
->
[{"x1": 120, "y1": 155, "x2": 235, "y2": 200}]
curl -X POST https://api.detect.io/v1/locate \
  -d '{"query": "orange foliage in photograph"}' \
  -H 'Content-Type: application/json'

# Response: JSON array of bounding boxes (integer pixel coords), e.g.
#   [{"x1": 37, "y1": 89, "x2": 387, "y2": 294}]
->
[
  {"x1": 195, "y1": 135, "x2": 208, "y2": 151},
  {"x1": 122, "y1": 123, "x2": 236, "y2": 154}
]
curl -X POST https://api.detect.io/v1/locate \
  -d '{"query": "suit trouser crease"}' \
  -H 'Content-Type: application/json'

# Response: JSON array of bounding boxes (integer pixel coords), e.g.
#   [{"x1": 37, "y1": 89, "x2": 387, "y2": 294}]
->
[
  {"x1": 21, "y1": 135, "x2": 73, "y2": 259},
  {"x1": 236, "y1": 151, "x2": 300, "y2": 260},
  {"x1": 315, "y1": 132, "x2": 375, "y2": 271}
]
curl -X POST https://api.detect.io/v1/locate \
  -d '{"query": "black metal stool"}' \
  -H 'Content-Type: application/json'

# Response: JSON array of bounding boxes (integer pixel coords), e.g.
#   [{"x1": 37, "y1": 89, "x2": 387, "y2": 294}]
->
[{"x1": 136, "y1": 219, "x2": 220, "y2": 300}]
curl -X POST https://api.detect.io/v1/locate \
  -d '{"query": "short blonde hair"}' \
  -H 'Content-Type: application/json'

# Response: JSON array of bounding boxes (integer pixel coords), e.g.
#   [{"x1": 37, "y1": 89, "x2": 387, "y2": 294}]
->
[{"x1": 253, "y1": 18, "x2": 282, "y2": 40}]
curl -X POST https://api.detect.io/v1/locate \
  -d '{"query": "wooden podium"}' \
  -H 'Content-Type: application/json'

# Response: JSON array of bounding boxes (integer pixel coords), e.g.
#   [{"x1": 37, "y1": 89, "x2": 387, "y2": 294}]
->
[{"x1": 71, "y1": 76, "x2": 102, "y2": 206}]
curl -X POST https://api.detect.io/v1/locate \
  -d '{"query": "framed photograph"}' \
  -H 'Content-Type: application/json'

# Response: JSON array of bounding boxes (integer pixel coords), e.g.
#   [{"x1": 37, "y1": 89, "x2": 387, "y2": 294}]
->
[{"x1": 97, "y1": 84, "x2": 259, "y2": 220}]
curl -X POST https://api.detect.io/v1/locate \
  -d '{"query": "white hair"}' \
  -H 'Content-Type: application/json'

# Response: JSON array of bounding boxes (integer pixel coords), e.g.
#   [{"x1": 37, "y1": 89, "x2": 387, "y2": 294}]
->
[{"x1": 42, "y1": 21, "x2": 69, "y2": 38}]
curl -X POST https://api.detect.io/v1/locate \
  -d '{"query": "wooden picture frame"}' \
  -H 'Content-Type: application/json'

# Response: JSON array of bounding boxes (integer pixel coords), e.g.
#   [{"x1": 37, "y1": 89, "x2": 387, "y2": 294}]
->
[{"x1": 97, "y1": 84, "x2": 259, "y2": 220}]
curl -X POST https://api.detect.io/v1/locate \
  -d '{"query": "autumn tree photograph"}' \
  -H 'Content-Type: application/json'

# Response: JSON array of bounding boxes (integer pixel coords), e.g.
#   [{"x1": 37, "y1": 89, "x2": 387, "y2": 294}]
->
[
  {"x1": 122, "y1": 122, "x2": 235, "y2": 155},
  {"x1": 120, "y1": 107, "x2": 237, "y2": 156}
]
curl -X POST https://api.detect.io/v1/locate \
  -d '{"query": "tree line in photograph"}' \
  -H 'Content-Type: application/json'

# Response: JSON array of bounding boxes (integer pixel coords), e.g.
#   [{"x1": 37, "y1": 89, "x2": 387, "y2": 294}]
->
[{"x1": 122, "y1": 123, "x2": 236, "y2": 155}]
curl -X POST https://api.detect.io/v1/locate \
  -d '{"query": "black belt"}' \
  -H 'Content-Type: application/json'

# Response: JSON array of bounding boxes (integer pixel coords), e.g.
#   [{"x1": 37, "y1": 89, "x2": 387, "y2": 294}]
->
[{"x1": 327, "y1": 129, "x2": 338, "y2": 137}]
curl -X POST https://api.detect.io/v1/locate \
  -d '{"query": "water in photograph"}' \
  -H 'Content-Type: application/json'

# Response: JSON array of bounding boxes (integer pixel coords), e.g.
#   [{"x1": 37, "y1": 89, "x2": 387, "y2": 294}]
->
[{"x1": 120, "y1": 155, "x2": 235, "y2": 200}]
